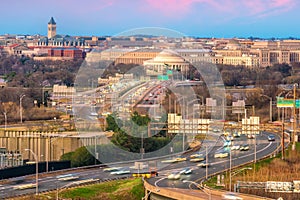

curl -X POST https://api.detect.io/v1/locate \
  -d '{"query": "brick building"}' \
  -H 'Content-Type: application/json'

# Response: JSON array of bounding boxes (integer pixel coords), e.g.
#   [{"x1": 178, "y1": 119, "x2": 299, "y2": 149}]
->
[{"x1": 48, "y1": 47, "x2": 84, "y2": 59}]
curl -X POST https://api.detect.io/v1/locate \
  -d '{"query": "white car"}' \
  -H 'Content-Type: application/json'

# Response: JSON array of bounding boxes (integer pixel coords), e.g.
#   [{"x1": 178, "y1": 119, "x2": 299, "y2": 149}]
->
[
  {"x1": 110, "y1": 170, "x2": 130, "y2": 175},
  {"x1": 168, "y1": 172, "x2": 181, "y2": 180},
  {"x1": 161, "y1": 159, "x2": 177, "y2": 163},
  {"x1": 239, "y1": 144, "x2": 250, "y2": 151},
  {"x1": 214, "y1": 151, "x2": 229, "y2": 158},
  {"x1": 222, "y1": 192, "x2": 243, "y2": 200},
  {"x1": 226, "y1": 135, "x2": 234, "y2": 141},
  {"x1": 197, "y1": 161, "x2": 210, "y2": 168},
  {"x1": 179, "y1": 167, "x2": 192, "y2": 175},
  {"x1": 190, "y1": 157, "x2": 205, "y2": 162},
  {"x1": 247, "y1": 134, "x2": 255, "y2": 139},
  {"x1": 231, "y1": 144, "x2": 240, "y2": 150},
  {"x1": 190, "y1": 153, "x2": 203, "y2": 159},
  {"x1": 103, "y1": 167, "x2": 122, "y2": 172},
  {"x1": 223, "y1": 140, "x2": 232, "y2": 147}
]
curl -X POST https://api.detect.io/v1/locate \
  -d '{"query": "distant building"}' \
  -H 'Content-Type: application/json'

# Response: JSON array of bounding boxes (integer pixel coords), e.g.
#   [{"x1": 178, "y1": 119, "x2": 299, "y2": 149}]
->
[
  {"x1": 52, "y1": 84, "x2": 76, "y2": 100},
  {"x1": 38, "y1": 17, "x2": 88, "y2": 48},
  {"x1": 48, "y1": 47, "x2": 85, "y2": 59},
  {"x1": 144, "y1": 50, "x2": 190, "y2": 76},
  {"x1": 48, "y1": 17, "x2": 57, "y2": 39},
  {"x1": 3, "y1": 44, "x2": 29, "y2": 55},
  {"x1": 0, "y1": 148, "x2": 23, "y2": 169},
  {"x1": 115, "y1": 48, "x2": 161, "y2": 65}
]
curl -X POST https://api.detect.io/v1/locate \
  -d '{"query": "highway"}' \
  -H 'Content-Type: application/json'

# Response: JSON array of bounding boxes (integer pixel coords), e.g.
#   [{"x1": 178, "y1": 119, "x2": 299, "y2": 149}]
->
[
  {"x1": 0, "y1": 131, "x2": 281, "y2": 199},
  {"x1": 146, "y1": 132, "x2": 281, "y2": 199}
]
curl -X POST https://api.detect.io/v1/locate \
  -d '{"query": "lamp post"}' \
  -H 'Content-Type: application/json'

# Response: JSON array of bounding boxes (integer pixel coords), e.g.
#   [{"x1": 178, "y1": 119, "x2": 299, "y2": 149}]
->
[
  {"x1": 229, "y1": 143, "x2": 232, "y2": 192},
  {"x1": 205, "y1": 145, "x2": 208, "y2": 179},
  {"x1": 230, "y1": 167, "x2": 252, "y2": 193},
  {"x1": 292, "y1": 83, "x2": 298, "y2": 151},
  {"x1": 56, "y1": 182, "x2": 75, "y2": 200},
  {"x1": 3, "y1": 112, "x2": 7, "y2": 130},
  {"x1": 19, "y1": 94, "x2": 26, "y2": 123},
  {"x1": 25, "y1": 148, "x2": 38, "y2": 195},
  {"x1": 261, "y1": 95, "x2": 272, "y2": 122},
  {"x1": 182, "y1": 180, "x2": 211, "y2": 200},
  {"x1": 197, "y1": 95, "x2": 204, "y2": 119}
]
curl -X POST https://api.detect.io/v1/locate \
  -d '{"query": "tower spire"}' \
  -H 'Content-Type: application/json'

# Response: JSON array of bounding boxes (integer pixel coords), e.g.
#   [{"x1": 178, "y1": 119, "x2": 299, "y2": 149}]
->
[{"x1": 47, "y1": 17, "x2": 57, "y2": 39}]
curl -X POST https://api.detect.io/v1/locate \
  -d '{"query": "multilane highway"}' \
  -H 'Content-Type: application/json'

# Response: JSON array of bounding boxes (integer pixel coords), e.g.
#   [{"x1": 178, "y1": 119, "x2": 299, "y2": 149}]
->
[{"x1": 0, "y1": 131, "x2": 281, "y2": 199}]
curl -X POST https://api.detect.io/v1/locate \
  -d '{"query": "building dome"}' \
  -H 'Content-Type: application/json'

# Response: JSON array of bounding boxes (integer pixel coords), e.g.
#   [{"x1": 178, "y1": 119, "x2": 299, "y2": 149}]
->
[
  {"x1": 144, "y1": 49, "x2": 189, "y2": 76},
  {"x1": 145, "y1": 50, "x2": 186, "y2": 64}
]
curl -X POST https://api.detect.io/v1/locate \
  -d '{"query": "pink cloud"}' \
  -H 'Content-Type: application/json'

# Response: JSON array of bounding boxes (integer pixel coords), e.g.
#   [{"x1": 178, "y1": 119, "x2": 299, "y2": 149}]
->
[
  {"x1": 144, "y1": 0, "x2": 297, "y2": 18},
  {"x1": 243, "y1": 0, "x2": 296, "y2": 17}
]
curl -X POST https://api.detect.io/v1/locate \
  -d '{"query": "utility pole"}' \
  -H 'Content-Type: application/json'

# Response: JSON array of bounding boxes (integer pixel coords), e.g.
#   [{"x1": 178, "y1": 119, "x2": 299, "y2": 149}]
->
[
  {"x1": 292, "y1": 83, "x2": 298, "y2": 151},
  {"x1": 206, "y1": 145, "x2": 208, "y2": 179},
  {"x1": 282, "y1": 123, "x2": 285, "y2": 160}
]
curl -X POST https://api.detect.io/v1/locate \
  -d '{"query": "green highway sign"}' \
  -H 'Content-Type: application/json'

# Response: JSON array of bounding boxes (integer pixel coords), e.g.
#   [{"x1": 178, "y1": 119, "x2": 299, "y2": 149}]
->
[
  {"x1": 157, "y1": 75, "x2": 169, "y2": 81},
  {"x1": 167, "y1": 70, "x2": 173, "y2": 75},
  {"x1": 296, "y1": 99, "x2": 300, "y2": 108},
  {"x1": 276, "y1": 97, "x2": 294, "y2": 108}
]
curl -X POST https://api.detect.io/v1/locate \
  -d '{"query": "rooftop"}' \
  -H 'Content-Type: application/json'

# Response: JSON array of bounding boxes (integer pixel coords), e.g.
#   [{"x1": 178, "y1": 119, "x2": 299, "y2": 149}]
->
[{"x1": 48, "y1": 17, "x2": 56, "y2": 25}]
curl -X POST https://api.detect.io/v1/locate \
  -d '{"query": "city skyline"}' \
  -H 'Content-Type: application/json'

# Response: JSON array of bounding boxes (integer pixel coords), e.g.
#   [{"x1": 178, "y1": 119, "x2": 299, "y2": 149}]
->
[{"x1": 0, "y1": 0, "x2": 299, "y2": 38}]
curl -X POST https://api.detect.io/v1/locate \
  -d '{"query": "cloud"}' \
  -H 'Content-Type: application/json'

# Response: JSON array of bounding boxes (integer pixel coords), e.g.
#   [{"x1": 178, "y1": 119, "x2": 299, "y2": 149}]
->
[
  {"x1": 144, "y1": 0, "x2": 297, "y2": 18},
  {"x1": 243, "y1": 0, "x2": 297, "y2": 18}
]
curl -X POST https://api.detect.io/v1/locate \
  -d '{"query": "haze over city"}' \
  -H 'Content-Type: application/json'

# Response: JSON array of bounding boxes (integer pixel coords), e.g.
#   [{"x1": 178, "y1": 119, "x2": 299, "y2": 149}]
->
[
  {"x1": 1, "y1": 0, "x2": 300, "y2": 200},
  {"x1": 1, "y1": 0, "x2": 299, "y2": 38}
]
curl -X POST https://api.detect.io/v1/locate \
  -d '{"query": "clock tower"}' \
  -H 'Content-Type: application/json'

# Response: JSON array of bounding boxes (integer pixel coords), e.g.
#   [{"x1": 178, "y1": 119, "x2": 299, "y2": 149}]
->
[{"x1": 47, "y1": 17, "x2": 56, "y2": 39}]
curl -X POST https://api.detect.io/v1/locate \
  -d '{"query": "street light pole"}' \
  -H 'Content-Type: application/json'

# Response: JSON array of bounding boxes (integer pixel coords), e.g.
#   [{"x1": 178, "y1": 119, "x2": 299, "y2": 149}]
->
[
  {"x1": 56, "y1": 182, "x2": 75, "y2": 200},
  {"x1": 19, "y1": 94, "x2": 26, "y2": 123},
  {"x1": 229, "y1": 145, "x2": 232, "y2": 192},
  {"x1": 206, "y1": 145, "x2": 208, "y2": 180},
  {"x1": 183, "y1": 180, "x2": 211, "y2": 200},
  {"x1": 3, "y1": 112, "x2": 7, "y2": 130},
  {"x1": 25, "y1": 148, "x2": 38, "y2": 195},
  {"x1": 270, "y1": 98, "x2": 272, "y2": 122},
  {"x1": 292, "y1": 83, "x2": 298, "y2": 151},
  {"x1": 230, "y1": 167, "x2": 252, "y2": 193},
  {"x1": 261, "y1": 95, "x2": 272, "y2": 122}
]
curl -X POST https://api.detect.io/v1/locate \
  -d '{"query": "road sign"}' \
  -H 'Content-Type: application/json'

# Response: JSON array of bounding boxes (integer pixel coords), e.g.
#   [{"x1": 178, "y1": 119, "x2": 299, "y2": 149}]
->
[
  {"x1": 157, "y1": 75, "x2": 169, "y2": 81},
  {"x1": 276, "y1": 97, "x2": 294, "y2": 108},
  {"x1": 206, "y1": 98, "x2": 217, "y2": 113},
  {"x1": 296, "y1": 99, "x2": 300, "y2": 109},
  {"x1": 167, "y1": 70, "x2": 173, "y2": 75},
  {"x1": 242, "y1": 116, "x2": 260, "y2": 135},
  {"x1": 232, "y1": 100, "x2": 245, "y2": 114},
  {"x1": 266, "y1": 181, "x2": 293, "y2": 192}
]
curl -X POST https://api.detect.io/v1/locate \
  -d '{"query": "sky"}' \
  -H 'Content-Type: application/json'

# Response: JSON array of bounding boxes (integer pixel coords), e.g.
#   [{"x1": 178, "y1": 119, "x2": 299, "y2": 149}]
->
[{"x1": 0, "y1": 0, "x2": 299, "y2": 38}]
